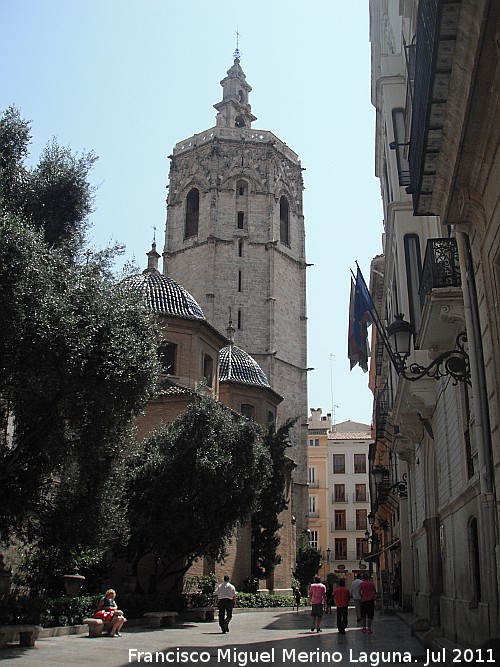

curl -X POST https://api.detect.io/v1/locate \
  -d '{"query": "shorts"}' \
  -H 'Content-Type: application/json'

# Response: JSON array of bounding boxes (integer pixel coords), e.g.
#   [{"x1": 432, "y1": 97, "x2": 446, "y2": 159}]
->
[
  {"x1": 360, "y1": 600, "x2": 375, "y2": 619},
  {"x1": 311, "y1": 603, "x2": 324, "y2": 618}
]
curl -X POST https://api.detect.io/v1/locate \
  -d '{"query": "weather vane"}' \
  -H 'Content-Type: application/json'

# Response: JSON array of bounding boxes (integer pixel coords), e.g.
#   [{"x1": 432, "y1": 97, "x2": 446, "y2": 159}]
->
[
  {"x1": 152, "y1": 225, "x2": 157, "y2": 244},
  {"x1": 233, "y1": 27, "x2": 241, "y2": 60}
]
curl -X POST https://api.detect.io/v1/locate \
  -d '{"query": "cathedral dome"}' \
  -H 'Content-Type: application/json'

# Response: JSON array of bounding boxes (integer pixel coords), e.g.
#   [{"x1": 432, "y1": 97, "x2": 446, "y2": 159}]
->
[
  {"x1": 219, "y1": 343, "x2": 270, "y2": 388},
  {"x1": 127, "y1": 244, "x2": 205, "y2": 320}
]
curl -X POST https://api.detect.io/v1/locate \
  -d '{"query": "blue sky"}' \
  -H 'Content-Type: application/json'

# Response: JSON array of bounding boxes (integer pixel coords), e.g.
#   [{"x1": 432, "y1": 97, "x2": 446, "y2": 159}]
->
[{"x1": 1, "y1": 0, "x2": 383, "y2": 425}]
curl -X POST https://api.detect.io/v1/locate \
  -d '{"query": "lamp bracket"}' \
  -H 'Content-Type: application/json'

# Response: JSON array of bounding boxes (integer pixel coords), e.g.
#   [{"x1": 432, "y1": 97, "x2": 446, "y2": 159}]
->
[{"x1": 400, "y1": 332, "x2": 470, "y2": 386}]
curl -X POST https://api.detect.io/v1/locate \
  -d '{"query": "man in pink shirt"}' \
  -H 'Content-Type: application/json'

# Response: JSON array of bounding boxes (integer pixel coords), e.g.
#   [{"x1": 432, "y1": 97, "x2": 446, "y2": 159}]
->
[
  {"x1": 359, "y1": 573, "x2": 377, "y2": 634},
  {"x1": 308, "y1": 576, "x2": 327, "y2": 632}
]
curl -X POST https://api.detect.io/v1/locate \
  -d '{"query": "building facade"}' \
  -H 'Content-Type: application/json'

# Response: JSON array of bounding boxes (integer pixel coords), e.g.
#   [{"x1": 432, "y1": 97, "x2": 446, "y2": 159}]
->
[
  {"x1": 162, "y1": 54, "x2": 309, "y2": 533},
  {"x1": 308, "y1": 409, "x2": 372, "y2": 585},
  {"x1": 368, "y1": 0, "x2": 499, "y2": 648}
]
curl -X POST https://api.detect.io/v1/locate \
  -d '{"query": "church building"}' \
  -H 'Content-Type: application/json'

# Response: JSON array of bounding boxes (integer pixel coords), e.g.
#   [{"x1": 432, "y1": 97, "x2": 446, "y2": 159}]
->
[{"x1": 162, "y1": 51, "x2": 309, "y2": 535}]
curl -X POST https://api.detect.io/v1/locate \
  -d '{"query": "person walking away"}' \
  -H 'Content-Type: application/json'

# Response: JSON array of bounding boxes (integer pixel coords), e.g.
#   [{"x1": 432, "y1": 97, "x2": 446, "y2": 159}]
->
[
  {"x1": 332, "y1": 579, "x2": 350, "y2": 634},
  {"x1": 350, "y1": 573, "x2": 363, "y2": 623},
  {"x1": 359, "y1": 573, "x2": 377, "y2": 634},
  {"x1": 293, "y1": 586, "x2": 301, "y2": 611},
  {"x1": 308, "y1": 576, "x2": 327, "y2": 633},
  {"x1": 214, "y1": 575, "x2": 237, "y2": 634}
]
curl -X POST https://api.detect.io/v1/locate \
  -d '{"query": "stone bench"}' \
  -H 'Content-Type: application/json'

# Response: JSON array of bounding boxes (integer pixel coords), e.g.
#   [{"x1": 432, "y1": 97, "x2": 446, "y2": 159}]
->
[
  {"x1": 143, "y1": 611, "x2": 178, "y2": 629},
  {"x1": 183, "y1": 606, "x2": 215, "y2": 622},
  {"x1": 0, "y1": 625, "x2": 43, "y2": 649},
  {"x1": 82, "y1": 618, "x2": 111, "y2": 638}
]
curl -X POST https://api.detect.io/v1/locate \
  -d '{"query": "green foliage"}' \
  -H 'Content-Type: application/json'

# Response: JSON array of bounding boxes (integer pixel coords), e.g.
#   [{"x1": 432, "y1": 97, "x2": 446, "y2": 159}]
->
[
  {"x1": 0, "y1": 594, "x2": 96, "y2": 627},
  {"x1": 294, "y1": 540, "x2": 323, "y2": 592},
  {"x1": 125, "y1": 395, "x2": 268, "y2": 591},
  {"x1": 251, "y1": 418, "x2": 296, "y2": 580},
  {"x1": 0, "y1": 107, "x2": 161, "y2": 593},
  {"x1": 235, "y1": 593, "x2": 295, "y2": 608}
]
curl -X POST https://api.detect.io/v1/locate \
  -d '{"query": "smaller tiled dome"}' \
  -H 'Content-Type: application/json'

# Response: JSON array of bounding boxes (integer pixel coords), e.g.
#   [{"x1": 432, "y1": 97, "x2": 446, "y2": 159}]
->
[
  {"x1": 127, "y1": 244, "x2": 205, "y2": 320},
  {"x1": 219, "y1": 343, "x2": 270, "y2": 388}
]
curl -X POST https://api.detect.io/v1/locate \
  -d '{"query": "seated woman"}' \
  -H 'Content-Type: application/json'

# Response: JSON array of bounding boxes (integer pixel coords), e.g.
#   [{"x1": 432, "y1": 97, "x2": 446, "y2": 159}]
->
[{"x1": 93, "y1": 588, "x2": 127, "y2": 637}]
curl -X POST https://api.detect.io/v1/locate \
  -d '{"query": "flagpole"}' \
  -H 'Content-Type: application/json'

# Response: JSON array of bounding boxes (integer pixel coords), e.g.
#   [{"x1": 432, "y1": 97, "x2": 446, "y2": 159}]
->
[{"x1": 352, "y1": 263, "x2": 400, "y2": 372}]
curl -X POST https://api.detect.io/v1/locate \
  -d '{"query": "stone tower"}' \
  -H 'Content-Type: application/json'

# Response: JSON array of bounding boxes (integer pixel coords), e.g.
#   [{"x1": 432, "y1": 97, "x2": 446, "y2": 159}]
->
[{"x1": 163, "y1": 53, "x2": 308, "y2": 536}]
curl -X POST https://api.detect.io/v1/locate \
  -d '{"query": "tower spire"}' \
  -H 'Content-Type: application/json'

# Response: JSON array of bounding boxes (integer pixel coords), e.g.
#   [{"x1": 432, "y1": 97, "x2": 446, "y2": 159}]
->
[
  {"x1": 233, "y1": 27, "x2": 241, "y2": 61},
  {"x1": 214, "y1": 38, "x2": 257, "y2": 129}
]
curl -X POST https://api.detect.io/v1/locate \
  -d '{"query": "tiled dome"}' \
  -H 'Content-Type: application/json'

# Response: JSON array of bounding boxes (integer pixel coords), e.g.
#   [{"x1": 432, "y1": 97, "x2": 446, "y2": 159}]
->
[
  {"x1": 128, "y1": 270, "x2": 205, "y2": 320},
  {"x1": 219, "y1": 343, "x2": 270, "y2": 387}
]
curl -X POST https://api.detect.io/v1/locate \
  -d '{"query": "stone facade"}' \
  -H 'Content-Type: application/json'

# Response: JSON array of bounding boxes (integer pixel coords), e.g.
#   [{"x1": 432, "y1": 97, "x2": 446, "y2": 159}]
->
[{"x1": 162, "y1": 56, "x2": 309, "y2": 538}]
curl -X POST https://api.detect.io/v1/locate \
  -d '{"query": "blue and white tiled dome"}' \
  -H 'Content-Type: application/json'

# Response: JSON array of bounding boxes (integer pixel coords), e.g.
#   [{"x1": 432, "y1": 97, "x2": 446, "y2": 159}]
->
[
  {"x1": 219, "y1": 343, "x2": 270, "y2": 388},
  {"x1": 127, "y1": 244, "x2": 205, "y2": 320}
]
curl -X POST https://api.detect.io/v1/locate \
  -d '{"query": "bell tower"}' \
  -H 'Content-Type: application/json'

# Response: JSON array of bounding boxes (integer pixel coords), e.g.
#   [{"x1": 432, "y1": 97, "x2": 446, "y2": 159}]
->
[{"x1": 163, "y1": 54, "x2": 309, "y2": 535}]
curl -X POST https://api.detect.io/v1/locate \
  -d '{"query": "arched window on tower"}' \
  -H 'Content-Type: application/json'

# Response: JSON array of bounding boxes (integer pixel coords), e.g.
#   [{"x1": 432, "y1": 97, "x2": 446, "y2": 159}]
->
[
  {"x1": 185, "y1": 188, "x2": 199, "y2": 238},
  {"x1": 280, "y1": 196, "x2": 290, "y2": 246}
]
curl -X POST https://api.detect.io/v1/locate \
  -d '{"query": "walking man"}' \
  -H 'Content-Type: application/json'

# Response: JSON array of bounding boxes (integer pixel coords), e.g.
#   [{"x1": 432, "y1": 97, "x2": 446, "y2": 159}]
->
[
  {"x1": 360, "y1": 573, "x2": 377, "y2": 634},
  {"x1": 350, "y1": 573, "x2": 363, "y2": 623},
  {"x1": 332, "y1": 579, "x2": 350, "y2": 634},
  {"x1": 214, "y1": 575, "x2": 237, "y2": 634},
  {"x1": 308, "y1": 576, "x2": 327, "y2": 633}
]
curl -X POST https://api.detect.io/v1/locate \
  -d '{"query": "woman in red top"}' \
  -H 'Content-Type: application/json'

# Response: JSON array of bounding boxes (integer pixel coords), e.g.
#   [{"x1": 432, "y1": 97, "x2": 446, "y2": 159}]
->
[
  {"x1": 331, "y1": 580, "x2": 350, "y2": 634},
  {"x1": 359, "y1": 574, "x2": 377, "y2": 634}
]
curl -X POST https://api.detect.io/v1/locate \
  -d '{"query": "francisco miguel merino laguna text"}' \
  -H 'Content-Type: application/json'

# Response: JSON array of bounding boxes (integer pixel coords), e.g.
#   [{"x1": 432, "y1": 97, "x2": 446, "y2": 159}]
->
[{"x1": 128, "y1": 647, "x2": 417, "y2": 665}]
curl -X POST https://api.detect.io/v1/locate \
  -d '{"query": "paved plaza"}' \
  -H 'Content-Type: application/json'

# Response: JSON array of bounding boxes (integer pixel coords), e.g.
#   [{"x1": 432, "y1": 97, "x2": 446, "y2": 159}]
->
[{"x1": 0, "y1": 607, "x2": 431, "y2": 667}]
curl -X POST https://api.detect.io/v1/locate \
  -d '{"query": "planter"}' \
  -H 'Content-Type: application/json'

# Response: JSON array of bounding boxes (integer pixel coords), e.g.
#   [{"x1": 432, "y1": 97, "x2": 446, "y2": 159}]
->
[{"x1": 63, "y1": 574, "x2": 85, "y2": 596}]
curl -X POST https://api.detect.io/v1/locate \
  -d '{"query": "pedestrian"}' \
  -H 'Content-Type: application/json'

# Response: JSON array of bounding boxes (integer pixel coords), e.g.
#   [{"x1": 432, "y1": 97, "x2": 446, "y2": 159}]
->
[
  {"x1": 293, "y1": 586, "x2": 301, "y2": 611},
  {"x1": 359, "y1": 573, "x2": 377, "y2": 634},
  {"x1": 331, "y1": 579, "x2": 350, "y2": 634},
  {"x1": 93, "y1": 588, "x2": 127, "y2": 637},
  {"x1": 325, "y1": 579, "x2": 333, "y2": 613},
  {"x1": 214, "y1": 575, "x2": 237, "y2": 634},
  {"x1": 308, "y1": 576, "x2": 327, "y2": 633},
  {"x1": 350, "y1": 573, "x2": 363, "y2": 623}
]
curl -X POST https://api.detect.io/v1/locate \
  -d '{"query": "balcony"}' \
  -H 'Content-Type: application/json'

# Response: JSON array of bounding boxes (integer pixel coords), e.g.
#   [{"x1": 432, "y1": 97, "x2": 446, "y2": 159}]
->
[
  {"x1": 408, "y1": 0, "x2": 461, "y2": 215},
  {"x1": 417, "y1": 237, "x2": 464, "y2": 351}
]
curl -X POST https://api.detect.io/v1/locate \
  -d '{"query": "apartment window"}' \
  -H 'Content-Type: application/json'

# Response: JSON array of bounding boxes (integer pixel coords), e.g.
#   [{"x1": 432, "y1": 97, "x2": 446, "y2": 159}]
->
[
  {"x1": 279, "y1": 196, "x2": 290, "y2": 246},
  {"x1": 333, "y1": 454, "x2": 345, "y2": 474},
  {"x1": 392, "y1": 108, "x2": 410, "y2": 186},
  {"x1": 309, "y1": 495, "x2": 317, "y2": 516},
  {"x1": 355, "y1": 484, "x2": 367, "y2": 502},
  {"x1": 334, "y1": 538, "x2": 347, "y2": 560},
  {"x1": 356, "y1": 537, "x2": 369, "y2": 560},
  {"x1": 241, "y1": 404, "x2": 254, "y2": 420},
  {"x1": 354, "y1": 453, "x2": 366, "y2": 473},
  {"x1": 158, "y1": 342, "x2": 176, "y2": 375},
  {"x1": 309, "y1": 438, "x2": 319, "y2": 447},
  {"x1": 185, "y1": 188, "x2": 199, "y2": 238},
  {"x1": 356, "y1": 509, "x2": 367, "y2": 530},
  {"x1": 334, "y1": 484, "x2": 346, "y2": 502},
  {"x1": 308, "y1": 467, "x2": 317, "y2": 485},
  {"x1": 334, "y1": 510, "x2": 346, "y2": 530},
  {"x1": 404, "y1": 233, "x2": 422, "y2": 334},
  {"x1": 309, "y1": 530, "x2": 319, "y2": 549}
]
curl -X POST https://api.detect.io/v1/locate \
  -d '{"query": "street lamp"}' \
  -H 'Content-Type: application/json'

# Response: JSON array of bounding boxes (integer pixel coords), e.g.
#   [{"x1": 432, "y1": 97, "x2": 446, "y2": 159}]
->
[{"x1": 386, "y1": 314, "x2": 470, "y2": 385}]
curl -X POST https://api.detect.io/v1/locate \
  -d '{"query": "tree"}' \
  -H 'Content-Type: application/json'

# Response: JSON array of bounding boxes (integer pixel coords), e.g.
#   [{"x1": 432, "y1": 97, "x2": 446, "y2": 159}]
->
[
  {"x1": 294, "y1": 538, "x2": 323, "y2": 594},
  {"x1": 125, "y1": 395, "x2": 270, "y2": 592},
  {"x1": 251, "y1": 418, "x2": 296, "y2": 582},
  {"x1": 0, "y1": 108, "x2": 160, "y2": 593}
]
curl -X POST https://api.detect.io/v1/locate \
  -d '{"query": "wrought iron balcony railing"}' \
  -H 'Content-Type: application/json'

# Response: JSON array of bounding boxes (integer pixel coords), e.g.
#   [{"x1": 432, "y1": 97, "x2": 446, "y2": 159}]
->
[{"x1": 419, "y1": 237, "x2": 461, "y2": 310}]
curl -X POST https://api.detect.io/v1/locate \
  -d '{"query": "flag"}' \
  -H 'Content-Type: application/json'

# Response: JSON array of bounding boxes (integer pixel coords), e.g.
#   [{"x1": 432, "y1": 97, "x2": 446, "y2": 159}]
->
[{"x1": 348, "y1": 267, "x2": 375, "y2": 372}]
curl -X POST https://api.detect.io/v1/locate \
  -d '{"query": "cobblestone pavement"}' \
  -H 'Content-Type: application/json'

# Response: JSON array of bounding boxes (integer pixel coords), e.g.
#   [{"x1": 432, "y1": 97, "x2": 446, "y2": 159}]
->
[{"x1": 0, "y1": 607, "x2": 430, "y2": 667}]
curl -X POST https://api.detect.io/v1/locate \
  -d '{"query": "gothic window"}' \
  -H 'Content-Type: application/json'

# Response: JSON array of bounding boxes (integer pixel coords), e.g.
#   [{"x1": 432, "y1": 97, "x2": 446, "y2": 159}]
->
[
  {"x1": 238, "y1": 270, "x2": 242, "y2": 292},
  {"x1": 280, "y1": 196, "x2": 290, "y2": 246},
  {"x1": 203, "y1": 353, "x2": 213, "y2": 388},
  {"x1": 158, "y1": 342, "x2": 176, "y2": 375},
  {"x1": 241, "y1": 403, "x2": 254, "y2": 419},
  {"x1": 237, "y1": 211, "x2": 245, "y2": 229},
  {"x1": 185, "y1": 188, "x2": 199, "y2": 238},
  {"x1": 237, "y1": 309, "x2": 242, "y2": 330},
  {"x1": 238, "y1": 241, "x2": 243, "y2": 257},
  {"x1": 235, "y1": 115, "x2": 245, "y2": 128}
]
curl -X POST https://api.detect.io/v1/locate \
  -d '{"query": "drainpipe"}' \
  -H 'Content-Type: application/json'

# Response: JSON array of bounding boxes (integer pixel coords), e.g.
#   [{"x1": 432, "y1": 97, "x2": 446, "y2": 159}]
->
[{"x1": 455, "y1": 228, "x2": 498, "y2": 632}]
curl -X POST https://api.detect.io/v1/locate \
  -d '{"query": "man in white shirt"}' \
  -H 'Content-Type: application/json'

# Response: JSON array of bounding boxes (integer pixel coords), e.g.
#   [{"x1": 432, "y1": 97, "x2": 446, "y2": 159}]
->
[
  {"x1": 350, "y1": 574, "x2": 363, "y2": 623},
  {"x1": 214, "y1": 575, "x2": 237, "y2": 633}
]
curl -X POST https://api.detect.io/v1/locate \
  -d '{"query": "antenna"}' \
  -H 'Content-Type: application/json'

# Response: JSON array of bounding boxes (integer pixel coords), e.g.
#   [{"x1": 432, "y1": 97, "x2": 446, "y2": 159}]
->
[{"x1": 152, "y1": 225, "x2": 157, "y2": 244}]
